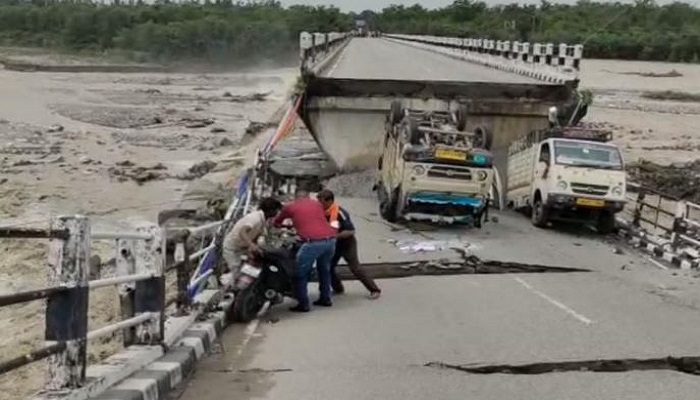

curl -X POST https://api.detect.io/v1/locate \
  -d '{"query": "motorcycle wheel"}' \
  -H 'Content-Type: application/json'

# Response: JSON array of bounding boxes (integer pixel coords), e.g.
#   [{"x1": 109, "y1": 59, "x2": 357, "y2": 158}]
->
[{"x1": 230, "y1": 281, "x2": 264, "y2": 323}]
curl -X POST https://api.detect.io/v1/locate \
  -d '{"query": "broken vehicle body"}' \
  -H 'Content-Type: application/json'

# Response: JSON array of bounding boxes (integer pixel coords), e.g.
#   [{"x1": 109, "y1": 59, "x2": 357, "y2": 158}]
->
[
  {"x1": 506, "y1": 108, "x2": 627, "y2": 233},
  {"x1": 375, "y1": 101, "x2": 495, "y2": 226}
]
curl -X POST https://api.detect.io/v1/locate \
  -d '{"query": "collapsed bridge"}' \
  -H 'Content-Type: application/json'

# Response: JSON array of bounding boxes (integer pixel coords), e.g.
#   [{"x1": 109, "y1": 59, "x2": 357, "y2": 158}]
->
[{"x1": 7, "y1": 28, "x2": 700, "y2": 400}]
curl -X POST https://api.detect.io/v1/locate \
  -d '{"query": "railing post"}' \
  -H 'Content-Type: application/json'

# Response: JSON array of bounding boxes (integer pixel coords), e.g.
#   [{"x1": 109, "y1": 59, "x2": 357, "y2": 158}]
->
[
  {"x1": 671, "y1": 200, "x2": 688, "y2": 250},
  {"x1": 633, "y1": 190, "x2": 645, "y2": 228},
  {"x1": 175, "y1": 230, "x2": 191, "y2": 313},
  {"x1": 44, "y1": 215, "x2": 90, "y2": 390},
  {"x1": 116, "y1": 238, "x2": 136, "y2": 347},
  {"x1": 133, "y1": 226, "x2": 164, "y2": 345}
]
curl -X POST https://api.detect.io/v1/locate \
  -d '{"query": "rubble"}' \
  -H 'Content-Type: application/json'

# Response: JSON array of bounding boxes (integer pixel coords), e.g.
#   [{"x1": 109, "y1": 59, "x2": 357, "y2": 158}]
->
[
  {"x1": 245, "y1": 121, "x2": 277, "y2": 136},
  {"x1": 324, "y1": 169, "x2": 377, "y2": 198},
  {"x1": 108, "y1": 162, "x2": 169, "y2": 185},
  {"x1": 184, "y1": 118, "x2": 215, "y2": 128},
  {"x1": 180, "y1": 160, "x2": 217, "y2": 180},
  {"x1": 627, "y1": 159, "x2": 700, "y2": 203},
  {"x1": 228, "y1": 91, "x2": 271, "y2": 103},
  {"x1": 47, "y1": 124, "x2": 64, "y2": 133}
]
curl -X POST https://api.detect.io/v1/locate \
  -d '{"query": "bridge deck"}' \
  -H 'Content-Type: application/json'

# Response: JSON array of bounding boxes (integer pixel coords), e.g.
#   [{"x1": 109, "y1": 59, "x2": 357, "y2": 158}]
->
[{"x1": 324, "y1": 38, "x2": 548, "y2": 84}]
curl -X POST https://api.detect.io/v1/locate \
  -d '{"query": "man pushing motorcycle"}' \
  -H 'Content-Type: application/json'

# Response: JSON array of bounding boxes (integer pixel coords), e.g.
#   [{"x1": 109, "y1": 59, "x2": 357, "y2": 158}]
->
[
  {"x1": 273, "y1": 187, "x2": 337, "y2": 312},
  {"x1": 222, "y1": 197, "x2": 283, "y2": 273}
]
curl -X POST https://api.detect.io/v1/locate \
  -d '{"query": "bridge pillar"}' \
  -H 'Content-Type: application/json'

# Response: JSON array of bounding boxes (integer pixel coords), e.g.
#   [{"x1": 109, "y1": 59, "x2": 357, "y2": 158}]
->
[{"x1": 44, "y1": 215, "x2": 90, "y2": 390}]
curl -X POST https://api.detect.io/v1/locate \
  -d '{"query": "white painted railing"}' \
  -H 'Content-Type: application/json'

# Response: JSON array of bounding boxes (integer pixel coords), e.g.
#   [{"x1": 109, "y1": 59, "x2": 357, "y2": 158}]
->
[{"x1": 383, "y1": 33, "x2": 584, "y2": 84}]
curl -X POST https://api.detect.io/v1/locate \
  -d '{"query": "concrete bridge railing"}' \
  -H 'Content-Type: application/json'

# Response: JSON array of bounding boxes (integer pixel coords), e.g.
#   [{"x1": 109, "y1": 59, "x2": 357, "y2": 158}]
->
[
  {"x1": 618, "y1": 182, "x2": 700, "y2": 269},
  {"x1": 0, "y1": 210, "x2": 242, "y2": 399},
  {"x1": 299, "y1": 31, "x2": 352, "y2": 76},
  {"x1": 382, "y1": 33, "x2": 583, "y2": 85}
]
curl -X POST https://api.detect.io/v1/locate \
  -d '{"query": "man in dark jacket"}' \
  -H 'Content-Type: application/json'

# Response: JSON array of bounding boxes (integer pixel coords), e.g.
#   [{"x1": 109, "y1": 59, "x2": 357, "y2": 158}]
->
[{"x1": 316, "y1": 189, "x2": 381, "y2": 299}]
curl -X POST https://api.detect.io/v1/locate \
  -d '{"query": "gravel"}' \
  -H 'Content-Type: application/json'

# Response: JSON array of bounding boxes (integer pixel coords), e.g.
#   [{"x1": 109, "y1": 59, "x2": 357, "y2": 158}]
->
[{"x1": 324, "y1": 169, "x2": 377, "y2": 198}]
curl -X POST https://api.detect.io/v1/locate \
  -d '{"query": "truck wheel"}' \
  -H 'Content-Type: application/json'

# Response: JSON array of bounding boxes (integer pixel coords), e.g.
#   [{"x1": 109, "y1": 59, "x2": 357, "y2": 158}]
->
[
  {"x1": 455, "y1": 104, "x2": 468, "y2": 131},
  {"x1": 531, "y1": 197, "x2": 549, "y2": 228},
  {"x1": 473, "y1": 126, "x2": 493, "y2": 150},
  {"x1": 390, "y1": 100, "x2": 404, "y2": 124},
  {"x1": 380, "y1": 188, "x2": 399, "y2": 223},
  {"x1": 596, "y1": 212, "x2": 616, "y2": 234}
]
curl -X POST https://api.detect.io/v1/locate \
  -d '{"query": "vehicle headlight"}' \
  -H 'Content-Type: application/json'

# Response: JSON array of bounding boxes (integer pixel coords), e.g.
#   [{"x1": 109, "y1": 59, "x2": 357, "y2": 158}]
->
[
  {"x1": 476, "y1": 170, "x2": 488, "y2": 181},
  {"x1": 612, "y1": 186, "x2": 623, "y2": 196},
  {"x1": 557, "y1": 180, "x2": 568, "y2": 190},
  {"x1": 412, "y1": 165, "x2": 426, "y2": 175}
]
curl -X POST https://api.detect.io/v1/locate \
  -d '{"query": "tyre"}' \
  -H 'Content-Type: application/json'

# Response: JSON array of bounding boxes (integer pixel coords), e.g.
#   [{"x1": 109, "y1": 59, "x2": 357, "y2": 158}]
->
[
  {"x1": 531, "y1": 196, "x2": 549, "y2": 228},
  {"x1": 455, "y1": 104, "x2": 468, "y2": 131},
  {"x1": 473, "y1": 212, "x2": 483, "y2": 229},
  {"x1": 230, "y1": 282, "x2": 264, "y2": 323},
  {"x1": 380, "y1": 188, "x2": 399, "y2": 223},
  {"x1": 390, "y1": 100, "x2": 404, "y2": 124},
  {"x1": 596, "y1": 212, "x2": 616, "y2": 234},
  {"x1": 473, "y1": 126, "x2": 493, "y2": 150},
  {"x1": 406, "y1": 118, "x2": 422, "y2": 145}
]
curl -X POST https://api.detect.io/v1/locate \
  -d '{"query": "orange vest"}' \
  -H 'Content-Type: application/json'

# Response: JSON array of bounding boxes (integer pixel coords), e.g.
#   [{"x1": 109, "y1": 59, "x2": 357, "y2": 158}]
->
[{"x1": 326, "y1": 202, "x2": 340, "y2": 230}]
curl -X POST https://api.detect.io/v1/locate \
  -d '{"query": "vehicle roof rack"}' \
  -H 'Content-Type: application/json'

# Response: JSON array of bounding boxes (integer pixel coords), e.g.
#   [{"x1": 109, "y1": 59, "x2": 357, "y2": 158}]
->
[
  {"x1": 548, "y1": 126, "x2": 613, "y2": 142},
  {"x1": 509, "y1": 125, "x2": 614, "y2": 155}
]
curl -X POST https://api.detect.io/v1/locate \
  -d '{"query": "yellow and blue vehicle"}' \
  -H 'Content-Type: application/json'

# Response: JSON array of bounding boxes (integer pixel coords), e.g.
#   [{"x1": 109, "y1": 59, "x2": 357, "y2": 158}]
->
[{"x1": 374, "y1": 101, "x2": 495, "y2": 227}]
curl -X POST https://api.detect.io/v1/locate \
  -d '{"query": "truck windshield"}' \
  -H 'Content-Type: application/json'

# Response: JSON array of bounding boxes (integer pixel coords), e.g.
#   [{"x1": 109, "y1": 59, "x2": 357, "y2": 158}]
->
[{"x1": 553, "y1": 140, "x2": 623, "y2": 170}]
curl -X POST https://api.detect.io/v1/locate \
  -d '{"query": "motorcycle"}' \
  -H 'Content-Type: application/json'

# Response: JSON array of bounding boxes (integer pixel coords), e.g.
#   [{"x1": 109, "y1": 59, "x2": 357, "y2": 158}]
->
[{"x1": 229, "y1": 237, "x2": 299, "y2": 323}]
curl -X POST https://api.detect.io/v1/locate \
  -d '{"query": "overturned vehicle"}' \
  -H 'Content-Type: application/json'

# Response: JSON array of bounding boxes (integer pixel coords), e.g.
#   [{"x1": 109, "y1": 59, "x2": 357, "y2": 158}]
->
[{"x1": 374, "y1": 101, "x2": 494, "y2": 227}]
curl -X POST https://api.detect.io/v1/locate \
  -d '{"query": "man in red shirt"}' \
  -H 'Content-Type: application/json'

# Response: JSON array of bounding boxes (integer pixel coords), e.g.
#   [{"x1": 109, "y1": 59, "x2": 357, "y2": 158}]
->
[{"x1": 273, "y1": 187, "x2": 337, "y2": 312}]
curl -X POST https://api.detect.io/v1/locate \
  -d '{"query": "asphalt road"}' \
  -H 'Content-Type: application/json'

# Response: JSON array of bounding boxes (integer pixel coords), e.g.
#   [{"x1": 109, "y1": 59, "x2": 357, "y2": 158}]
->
[
  {"x1": 180, "y1": 199, "x2": 700, "y2": 400},
  {"x1": 176, "y1": 44, "x2": 700, "y2": 400},
  {"x1": 323, "y1": 37, "x2": 545, "y2": 84}
]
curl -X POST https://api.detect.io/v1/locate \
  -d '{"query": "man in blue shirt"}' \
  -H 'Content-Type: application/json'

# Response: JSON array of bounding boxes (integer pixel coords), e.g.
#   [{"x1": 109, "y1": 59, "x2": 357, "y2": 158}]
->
[{"x1": 316, "y1": 189, "x2": 382, "y2": 299}]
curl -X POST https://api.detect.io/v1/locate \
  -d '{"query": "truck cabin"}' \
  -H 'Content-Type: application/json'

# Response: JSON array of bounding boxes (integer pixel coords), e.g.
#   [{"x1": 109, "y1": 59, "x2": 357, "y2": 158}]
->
[
  {"x1": 537, "y1": 127, "x2": 623, "y2": 172},
  {"x1": 388, "y1": 112, "x2": 494, "y2": 225}
]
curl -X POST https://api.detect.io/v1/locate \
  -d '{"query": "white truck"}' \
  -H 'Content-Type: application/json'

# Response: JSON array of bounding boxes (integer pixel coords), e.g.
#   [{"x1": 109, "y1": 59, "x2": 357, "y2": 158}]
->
[{"x1": 506, "y1": 109, "x2": 626, "y2": 233}]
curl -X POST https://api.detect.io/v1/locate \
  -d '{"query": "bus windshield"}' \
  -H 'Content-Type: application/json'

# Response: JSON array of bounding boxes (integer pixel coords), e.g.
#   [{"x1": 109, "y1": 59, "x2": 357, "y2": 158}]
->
[{"x1": 552, "y1": 140, "x2": 623, "y2": 170}]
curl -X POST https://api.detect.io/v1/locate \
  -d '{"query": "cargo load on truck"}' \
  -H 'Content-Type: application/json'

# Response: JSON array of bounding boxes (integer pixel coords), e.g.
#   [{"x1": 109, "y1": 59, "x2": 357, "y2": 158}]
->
[
  {"x1": 374, "y1": 100, "x2": 495, "y2": 227},
  {"x1": 506, "y1": 108, "x2": 627, "y2": 233}
]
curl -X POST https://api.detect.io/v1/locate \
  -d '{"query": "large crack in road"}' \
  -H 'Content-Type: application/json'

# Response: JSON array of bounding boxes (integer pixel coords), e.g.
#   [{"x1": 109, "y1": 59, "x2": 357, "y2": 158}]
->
[
  {"x1": 328, "y1": 255, "x2": 590, "y2": 281},
  {"x1": 425, "y1": 356, "x2": 700, "y2": 376}
]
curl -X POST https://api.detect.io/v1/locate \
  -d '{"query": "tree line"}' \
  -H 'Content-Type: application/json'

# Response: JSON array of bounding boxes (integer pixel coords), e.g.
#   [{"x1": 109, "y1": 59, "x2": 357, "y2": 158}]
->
[{"x1": 0, "y1": 0, "x2": 698, "y2": 65}]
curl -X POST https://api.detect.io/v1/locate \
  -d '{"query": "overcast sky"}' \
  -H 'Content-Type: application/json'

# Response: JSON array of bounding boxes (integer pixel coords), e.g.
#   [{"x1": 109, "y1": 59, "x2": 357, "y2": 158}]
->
[{"x1": 277, "y1": 0, "x2": 700, "y2": 12}]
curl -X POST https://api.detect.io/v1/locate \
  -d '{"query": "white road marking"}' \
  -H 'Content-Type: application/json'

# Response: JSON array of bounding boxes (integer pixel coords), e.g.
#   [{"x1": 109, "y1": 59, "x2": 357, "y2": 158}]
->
[
  {"x1": 514, "y1": 277, "x2": 594, "y2": 326},
  {"x1": 235, "y1": 319, "x2": 260, "y2": 357},
  {"x1": 326, "y1": 46, "x2": 348, "y2": 77},
  {"x1": 646, "y1": 257, "x2": 669, "y2": 271}
]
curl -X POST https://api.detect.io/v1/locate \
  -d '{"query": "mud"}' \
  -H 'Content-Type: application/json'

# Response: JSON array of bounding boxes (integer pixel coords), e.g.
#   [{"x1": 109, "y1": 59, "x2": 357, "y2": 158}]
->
[{"x1": 0, "y1": 54, "x2": 296, "y2": 399}]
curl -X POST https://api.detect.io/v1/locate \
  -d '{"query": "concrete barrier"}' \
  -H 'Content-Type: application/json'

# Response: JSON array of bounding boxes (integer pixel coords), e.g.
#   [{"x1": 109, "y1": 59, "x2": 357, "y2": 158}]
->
[{"x1": 382, "y1": 33, "x2": 583, "y2": 85}]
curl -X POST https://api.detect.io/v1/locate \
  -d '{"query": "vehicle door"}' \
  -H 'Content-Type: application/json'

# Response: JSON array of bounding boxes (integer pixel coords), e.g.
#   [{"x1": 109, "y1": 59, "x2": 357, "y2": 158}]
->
[
  {"x1": 532, "y1": 141, "x2": 551, "y2": 198},
  {"x1": 382, "y1": 125, "x2": 400, "y2": 190}
]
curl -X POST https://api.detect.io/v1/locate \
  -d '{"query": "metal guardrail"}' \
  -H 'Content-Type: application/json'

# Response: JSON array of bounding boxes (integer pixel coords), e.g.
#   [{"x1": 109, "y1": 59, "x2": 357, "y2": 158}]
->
[
  {"x1": 0, "y1": 203, "x2": 250, "y2": 394},
  {"x1": 620, "y1": 181, "x2": 700, "y2": 256},
  {"x1": 0, "y1": 218, "x2": 163, "y2": 389}
]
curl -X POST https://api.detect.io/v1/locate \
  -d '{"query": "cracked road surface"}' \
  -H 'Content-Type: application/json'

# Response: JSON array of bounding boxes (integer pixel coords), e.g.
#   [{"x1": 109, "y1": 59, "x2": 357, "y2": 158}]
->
[{"x1": 179, "y1": 198, "x2": 700, "y2": 400}]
